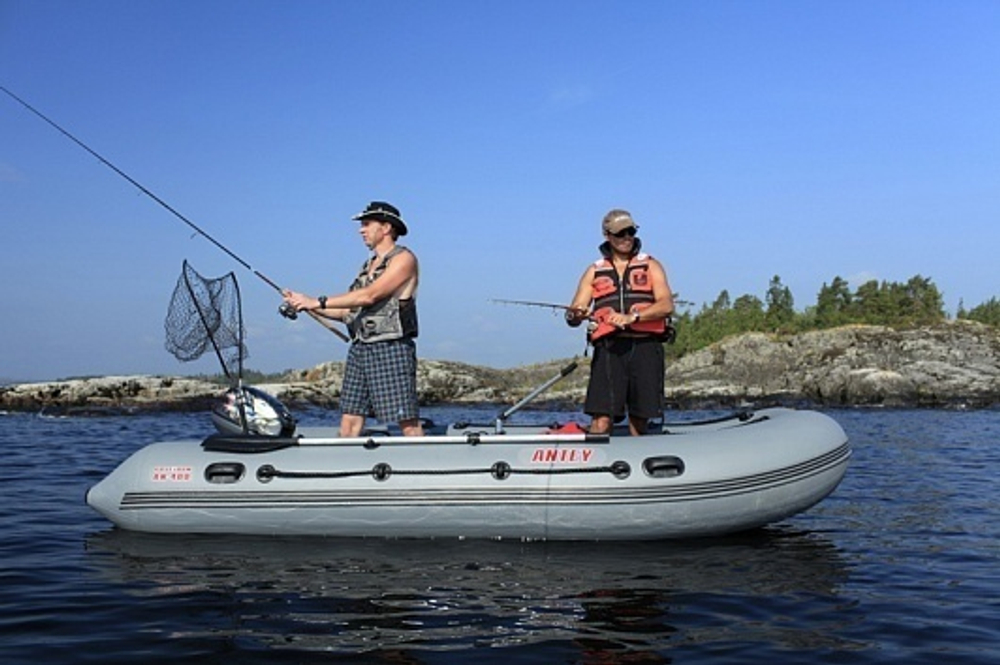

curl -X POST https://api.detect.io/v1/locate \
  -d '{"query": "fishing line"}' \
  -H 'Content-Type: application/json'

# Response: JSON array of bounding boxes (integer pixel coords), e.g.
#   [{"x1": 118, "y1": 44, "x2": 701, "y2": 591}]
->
[{"x1": 1, "y1": 85, "x2": 347, "y2": 341}]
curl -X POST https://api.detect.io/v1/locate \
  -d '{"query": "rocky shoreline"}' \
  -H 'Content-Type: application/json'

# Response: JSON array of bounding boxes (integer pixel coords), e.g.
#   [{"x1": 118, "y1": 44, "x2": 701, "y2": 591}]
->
[{"x1": 3, "y1": 321, "x2": 999, "y2": 414}]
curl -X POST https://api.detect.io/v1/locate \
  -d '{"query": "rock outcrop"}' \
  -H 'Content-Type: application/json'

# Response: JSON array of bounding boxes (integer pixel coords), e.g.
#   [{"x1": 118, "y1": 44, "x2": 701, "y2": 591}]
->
[
  {"x1": 2, "y1": 322, "x2": 998, "y2": 413},
  {"x1": 0, "y1": 375, "x2": 223, "y2": 414},
  {"x1": 663, "y1": 320, "x2": 1000, "y2": 408},
  {"x1": 254, "y1": 358, "x2": 589, "y2": 409}
]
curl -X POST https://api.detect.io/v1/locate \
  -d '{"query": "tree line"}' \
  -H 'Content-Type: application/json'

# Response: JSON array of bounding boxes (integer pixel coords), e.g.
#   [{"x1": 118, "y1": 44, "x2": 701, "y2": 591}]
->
[{"x1": 666, "y1": 274, "x2": 999, "y2": 359}]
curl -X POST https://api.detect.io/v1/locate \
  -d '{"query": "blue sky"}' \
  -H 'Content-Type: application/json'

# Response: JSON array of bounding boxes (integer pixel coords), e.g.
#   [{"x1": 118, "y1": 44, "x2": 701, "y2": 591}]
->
[{"x1": 2, "y1": 0, "x2": 998, "y2": 381}]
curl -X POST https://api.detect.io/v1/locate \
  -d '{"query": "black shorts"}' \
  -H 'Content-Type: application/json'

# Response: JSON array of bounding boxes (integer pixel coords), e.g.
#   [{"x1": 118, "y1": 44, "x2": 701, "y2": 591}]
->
[{"x1": 584, "y1": 336, "x2": 664, "y2": 420}]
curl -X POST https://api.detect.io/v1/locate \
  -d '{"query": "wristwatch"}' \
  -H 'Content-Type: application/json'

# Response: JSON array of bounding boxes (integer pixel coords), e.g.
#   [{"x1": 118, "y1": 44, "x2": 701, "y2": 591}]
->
[{"x1": 318, "y1": 295, "x2": 328, "y2": 309}]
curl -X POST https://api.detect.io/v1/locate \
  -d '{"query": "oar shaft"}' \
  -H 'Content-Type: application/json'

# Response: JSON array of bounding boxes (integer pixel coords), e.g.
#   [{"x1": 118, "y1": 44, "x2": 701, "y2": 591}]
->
[{"x1": 294, "y1": 432, "x2": 609, "y2": 446}]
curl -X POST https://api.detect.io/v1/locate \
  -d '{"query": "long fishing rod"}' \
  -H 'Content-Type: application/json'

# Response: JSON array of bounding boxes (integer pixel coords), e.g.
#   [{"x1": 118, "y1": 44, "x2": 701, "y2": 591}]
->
[
  {"x1": 491, "y1": 296, "x2": 692, "y2": 311},
  {"x1": 1, "y1": 85, "x2": 348, "y2": 342},
  {"x1": 491, "y1": 297, "x2": 680, "y2": 344},
  {"x1": 490, "y1": 298, "x2": 581, "y2": 314}
]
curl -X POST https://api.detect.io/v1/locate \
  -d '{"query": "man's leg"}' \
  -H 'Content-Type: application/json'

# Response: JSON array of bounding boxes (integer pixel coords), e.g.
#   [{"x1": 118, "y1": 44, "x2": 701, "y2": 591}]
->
[
  {"x1": 399, "y1": 418, "x2": 425, "y2": 437},
  {"x1": 339, "y1": 413, "x2": 365, "y2": 437},
  {"x1": 589, "y1": 414, "x2": 612, "y2": 435},
  {"x1": 628, "y1": 415, "x2": 649, "y2": 436}
]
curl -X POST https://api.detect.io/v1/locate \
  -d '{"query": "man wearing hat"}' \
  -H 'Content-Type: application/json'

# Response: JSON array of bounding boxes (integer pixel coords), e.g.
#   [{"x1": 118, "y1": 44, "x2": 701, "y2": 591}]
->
[
  {"x1": 565, "y1": 208, "x2": 675, "y2": 436},
  {"x1": 283, "y1": 201, "x2": 424, "y2": 437}
]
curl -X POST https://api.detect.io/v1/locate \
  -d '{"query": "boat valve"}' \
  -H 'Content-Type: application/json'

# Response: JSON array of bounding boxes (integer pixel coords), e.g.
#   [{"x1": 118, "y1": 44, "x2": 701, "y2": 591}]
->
[
  {"x1": 610, "y1": 460, "x2": 631, "y2": 480},
  {"x1": 491, "y1": 461, "x2": 512, "y2": 480}
]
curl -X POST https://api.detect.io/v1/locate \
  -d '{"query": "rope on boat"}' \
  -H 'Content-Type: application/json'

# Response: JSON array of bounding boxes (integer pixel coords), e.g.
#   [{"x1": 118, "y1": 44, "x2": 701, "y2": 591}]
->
[{"x1": 256, "y1": 460, "x2": 632, "y2": 483}]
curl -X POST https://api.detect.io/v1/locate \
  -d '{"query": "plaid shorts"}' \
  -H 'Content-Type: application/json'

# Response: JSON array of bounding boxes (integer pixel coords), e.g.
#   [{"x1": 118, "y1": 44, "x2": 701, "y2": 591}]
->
[{"x1": 340, "y1": 338, "x2": 420, "y2": 423}]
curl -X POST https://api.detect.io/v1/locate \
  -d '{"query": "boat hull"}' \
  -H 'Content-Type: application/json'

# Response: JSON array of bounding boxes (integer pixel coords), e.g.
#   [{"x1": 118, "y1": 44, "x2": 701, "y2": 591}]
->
[{"x1": 86, "y1": 408, "x2": 850, "y2": 540}]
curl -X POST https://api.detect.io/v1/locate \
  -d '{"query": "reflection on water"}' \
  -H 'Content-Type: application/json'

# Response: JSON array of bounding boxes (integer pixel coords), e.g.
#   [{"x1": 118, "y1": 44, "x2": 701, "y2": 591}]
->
[
  {"x1": 5, "y1": 408, "x2": 997, "y2": 663},
  {"x1": 86, "y1": 526, "x2": 851, "y2": 660}
]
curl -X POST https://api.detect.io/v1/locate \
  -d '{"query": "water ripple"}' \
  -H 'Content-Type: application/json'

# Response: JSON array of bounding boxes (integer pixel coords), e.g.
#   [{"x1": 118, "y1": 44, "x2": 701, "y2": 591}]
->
[{"x1": 2, "y1": 407, "x2": 999, "y2": 663}]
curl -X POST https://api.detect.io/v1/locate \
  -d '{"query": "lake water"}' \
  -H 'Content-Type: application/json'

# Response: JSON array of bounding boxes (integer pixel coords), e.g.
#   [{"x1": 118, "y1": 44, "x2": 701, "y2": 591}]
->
[{"x1": 2, "y1": 405, "x2": 998, "y2": 663}]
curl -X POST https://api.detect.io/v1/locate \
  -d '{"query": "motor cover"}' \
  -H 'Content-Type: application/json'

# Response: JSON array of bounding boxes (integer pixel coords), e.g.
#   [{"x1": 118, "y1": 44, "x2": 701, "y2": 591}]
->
[{"x1": 211, "y1": 386, "x2": 296, "y2": 437}]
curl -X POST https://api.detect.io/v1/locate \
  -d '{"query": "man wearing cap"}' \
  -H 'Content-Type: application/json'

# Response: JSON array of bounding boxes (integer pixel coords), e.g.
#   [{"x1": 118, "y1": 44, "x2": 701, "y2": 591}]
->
[
  {"x1": 565, "y1": 209, "x2": 675, "y2": 436},
  {"x1": 282, "y1": 201, "x2": 424, "y2": 437}
]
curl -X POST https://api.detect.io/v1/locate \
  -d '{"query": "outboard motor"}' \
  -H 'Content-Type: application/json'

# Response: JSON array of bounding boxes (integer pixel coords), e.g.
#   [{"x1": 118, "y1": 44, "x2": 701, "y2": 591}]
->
[{"x1": 211, "y1": 385, "x2": 296, "y2": 437}]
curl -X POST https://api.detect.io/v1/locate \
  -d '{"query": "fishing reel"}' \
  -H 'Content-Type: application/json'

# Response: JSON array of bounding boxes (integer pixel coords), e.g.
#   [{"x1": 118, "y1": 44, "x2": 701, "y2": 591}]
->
[{"x1": 278, "y1": 302, "x2": 298, "y2": 320}]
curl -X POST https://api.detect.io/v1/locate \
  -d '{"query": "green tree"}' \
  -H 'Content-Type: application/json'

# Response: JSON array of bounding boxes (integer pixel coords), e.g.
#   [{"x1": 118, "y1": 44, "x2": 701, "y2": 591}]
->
[
  {"x1": 849, "y1": 275, "x2": 945, "y2": 326},
  {"x1": 732, "y1": 294, "x2": 766, "y2": 331},
  {"x1": 815, "y1": 276, "x2": 852, "y2": 328},
  {"x1": 765, "y1": 275, "x2": 795, "y2": 331},
  {"x1": 663, "y1": 273, "x2": 970, "y2": 362},
  {"x1": 852, "y1": 279, "x2": 891, "y2": 324},
  {"x1": 689, "y1": 290, "x2": 733, "y2": 350},
  {"x1": 962, "y1": 297, "x2": 1000, "y2": 326},
  {"x1": 710, "y1": 289, "x2": 732, "y2": 312},
  {"x1": 664, "y1": 310, "x2": 694, "y2": 359},
  {"x1": 898, "y1": 274, "x2": 946, "y2": 325}
]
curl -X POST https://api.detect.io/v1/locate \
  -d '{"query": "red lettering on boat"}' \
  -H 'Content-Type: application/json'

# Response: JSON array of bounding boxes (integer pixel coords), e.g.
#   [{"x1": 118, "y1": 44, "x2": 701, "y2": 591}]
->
[
  {"x1": 530, "y1": 448, "x2": 595, "y2": 464},
  {"x1": 152, "y1": 465, "x2": 193, "y2": 482}
]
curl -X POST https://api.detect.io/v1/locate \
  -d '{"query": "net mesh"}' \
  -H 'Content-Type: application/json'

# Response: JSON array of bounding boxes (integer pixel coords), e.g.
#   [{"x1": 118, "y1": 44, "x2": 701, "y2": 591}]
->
[{"x1": 164, "y1": 260, "x2": 247, "y2": 380}]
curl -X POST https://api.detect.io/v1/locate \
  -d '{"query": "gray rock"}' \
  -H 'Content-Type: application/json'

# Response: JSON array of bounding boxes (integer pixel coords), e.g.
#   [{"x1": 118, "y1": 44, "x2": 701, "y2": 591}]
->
[
  {"x1": 3, "y1": 322, "x2": 998, "y2": 413},
  {"x1": 0, "y1": 375, "x2": 224, "y2": 414},
  {"x1": 663, "y1": 320, "x2": 1000, "y2": 408}
]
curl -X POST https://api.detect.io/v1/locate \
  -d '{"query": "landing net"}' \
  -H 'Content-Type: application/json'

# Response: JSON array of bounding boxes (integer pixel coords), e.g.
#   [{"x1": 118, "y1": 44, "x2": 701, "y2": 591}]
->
[{"x1": 164, "y1": 260, "x2": 247, "y2": 381}]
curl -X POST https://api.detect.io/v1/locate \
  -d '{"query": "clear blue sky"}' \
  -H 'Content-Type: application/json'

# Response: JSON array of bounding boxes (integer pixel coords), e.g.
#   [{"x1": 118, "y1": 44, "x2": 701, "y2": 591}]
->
[{"x1": 2, "y1": 0, "x2": 998, "y2": 381}]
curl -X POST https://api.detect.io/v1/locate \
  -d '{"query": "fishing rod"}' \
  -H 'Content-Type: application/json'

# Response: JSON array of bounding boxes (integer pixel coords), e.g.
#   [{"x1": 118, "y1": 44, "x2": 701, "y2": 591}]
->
[
  {"x1": 490, "y1": 298, "x2": 602, "y2": 331},
  {"x1": 491, "y1": 296, "x2": 692, "y2": 311},
  {"x1": 1, "y1": 85, "x2": 348, "y2": 342},
  {"x1": 491, "y1": 297, "x2": 680, "y2": 344},
  {"x1": 490, "y1": 298, "x2": 583, "y2": 314}
]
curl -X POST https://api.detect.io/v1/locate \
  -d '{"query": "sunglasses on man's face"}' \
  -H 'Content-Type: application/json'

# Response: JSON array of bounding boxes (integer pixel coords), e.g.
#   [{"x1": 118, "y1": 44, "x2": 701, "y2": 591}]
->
[{"x1": 608, "y1": 226, "x2": 638, "y2": 239}]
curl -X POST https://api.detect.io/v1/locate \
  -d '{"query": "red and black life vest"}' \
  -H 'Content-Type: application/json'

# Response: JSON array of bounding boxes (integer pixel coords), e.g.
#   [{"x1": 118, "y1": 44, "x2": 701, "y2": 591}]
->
[{"x1": 589, "y1": 252, "x2": 668, "y2": 342}]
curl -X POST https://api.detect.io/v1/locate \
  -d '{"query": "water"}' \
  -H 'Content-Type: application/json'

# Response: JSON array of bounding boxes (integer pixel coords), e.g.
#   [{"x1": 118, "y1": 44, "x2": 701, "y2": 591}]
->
[{"x1": 2, "y1": 405, "x2": 998, "y2": 663}]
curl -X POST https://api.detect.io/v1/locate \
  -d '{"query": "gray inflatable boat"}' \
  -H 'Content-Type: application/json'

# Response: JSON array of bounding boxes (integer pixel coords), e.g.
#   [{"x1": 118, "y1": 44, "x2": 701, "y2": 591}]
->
[{"x1": 86, "y1": 392, "x2": 850, "y2": 540}]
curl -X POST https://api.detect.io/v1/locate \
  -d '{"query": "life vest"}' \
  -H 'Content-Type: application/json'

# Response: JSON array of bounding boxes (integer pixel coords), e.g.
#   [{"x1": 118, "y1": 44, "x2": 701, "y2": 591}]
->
[
  {"x1": 589, "y1": 251, "x2": 667, "y2": 342},
  {"x1": 345, "y1": 246, "x2": 419, "y2": 343}
]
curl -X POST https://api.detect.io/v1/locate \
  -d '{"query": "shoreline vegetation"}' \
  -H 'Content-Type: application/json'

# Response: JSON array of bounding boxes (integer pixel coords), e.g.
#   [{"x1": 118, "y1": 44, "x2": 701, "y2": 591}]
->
[{"x1": 4, "y1": 276, "x2": 999, "y2": 413}]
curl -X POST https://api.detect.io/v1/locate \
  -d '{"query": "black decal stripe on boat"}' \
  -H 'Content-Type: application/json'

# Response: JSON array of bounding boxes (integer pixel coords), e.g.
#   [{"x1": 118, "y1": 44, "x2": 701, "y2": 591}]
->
[{"x1": 118, "y1": 443, "x2": 850, "y2": 511}]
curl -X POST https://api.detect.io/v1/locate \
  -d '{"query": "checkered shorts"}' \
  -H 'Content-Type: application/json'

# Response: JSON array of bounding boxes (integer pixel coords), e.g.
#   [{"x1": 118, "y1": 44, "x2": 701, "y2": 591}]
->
[{"x1": 340, "y1": 338, "x2": 420, "y2": 423}]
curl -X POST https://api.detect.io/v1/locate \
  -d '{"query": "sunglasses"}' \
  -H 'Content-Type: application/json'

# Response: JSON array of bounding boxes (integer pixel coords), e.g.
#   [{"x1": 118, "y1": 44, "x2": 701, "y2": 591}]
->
[{"x1": 608, "y1": 226, "x2": 638, "y2": 238}]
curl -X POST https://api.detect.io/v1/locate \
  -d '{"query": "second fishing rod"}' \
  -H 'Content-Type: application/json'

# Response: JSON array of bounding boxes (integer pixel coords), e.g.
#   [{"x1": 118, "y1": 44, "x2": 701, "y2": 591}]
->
[{"x1": 1, "y1": 85, "x2": 348, "y2": 341}]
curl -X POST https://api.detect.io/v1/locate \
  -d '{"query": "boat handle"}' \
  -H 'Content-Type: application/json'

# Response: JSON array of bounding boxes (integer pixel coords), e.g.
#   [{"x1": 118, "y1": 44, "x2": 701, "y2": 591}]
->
[
  {"x1": 205, "y1": 462, "x2": 246, "y2": 484},
  {"x1": 642, "y1": 456, "x2": 685, "y2": 479}
]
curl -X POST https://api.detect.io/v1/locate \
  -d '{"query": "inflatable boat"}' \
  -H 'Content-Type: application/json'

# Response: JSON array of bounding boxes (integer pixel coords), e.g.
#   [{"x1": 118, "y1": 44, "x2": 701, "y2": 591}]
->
[{"x1": 86, "y1": 386, "x2": 850, "y2": 540}]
